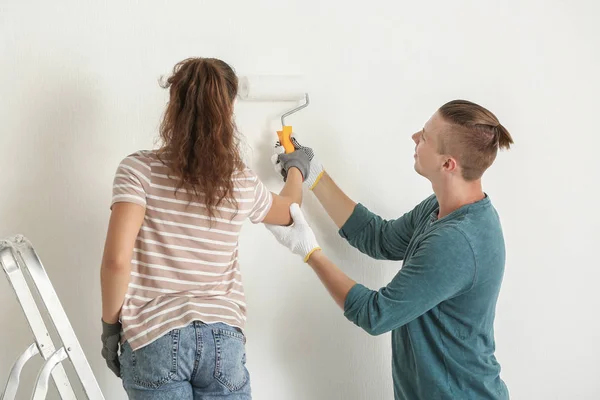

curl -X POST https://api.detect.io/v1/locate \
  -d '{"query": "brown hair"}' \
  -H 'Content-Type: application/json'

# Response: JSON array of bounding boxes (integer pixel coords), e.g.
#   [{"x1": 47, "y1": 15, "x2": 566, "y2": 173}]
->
[
  {"x1": 157, "y1": 57, "x2": 242, "y2": 218},
  {"x1": 438, "y1": 99, "x2": 513, "y2": 181}
]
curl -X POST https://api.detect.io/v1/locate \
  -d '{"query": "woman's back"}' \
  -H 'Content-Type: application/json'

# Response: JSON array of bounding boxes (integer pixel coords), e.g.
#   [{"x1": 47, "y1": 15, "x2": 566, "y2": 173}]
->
[
  {"x1": 100, "y1": 57, "x2": 305, "y2": 399},
  {"x1": 112, "y1": 150, "x2": 272, "y2": 351}
]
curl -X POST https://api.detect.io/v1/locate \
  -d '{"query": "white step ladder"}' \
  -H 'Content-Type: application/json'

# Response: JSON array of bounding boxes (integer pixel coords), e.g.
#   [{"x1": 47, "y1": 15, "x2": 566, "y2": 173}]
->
[{"x1": 1, "y1": 235, "x2": 105, "y2": 400}]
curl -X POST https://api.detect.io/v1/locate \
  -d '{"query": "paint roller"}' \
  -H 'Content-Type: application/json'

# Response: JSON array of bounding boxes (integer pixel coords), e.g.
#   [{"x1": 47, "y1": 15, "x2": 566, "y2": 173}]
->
[{"x1": 238, "y1": 75, "x2": 309, "y2": 154}]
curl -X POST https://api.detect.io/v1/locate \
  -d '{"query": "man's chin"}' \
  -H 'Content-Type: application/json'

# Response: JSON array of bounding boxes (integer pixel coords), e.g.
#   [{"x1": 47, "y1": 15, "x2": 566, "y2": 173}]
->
[{"x1": 414, "y1": 164, "x2": 424, "y2": 177}]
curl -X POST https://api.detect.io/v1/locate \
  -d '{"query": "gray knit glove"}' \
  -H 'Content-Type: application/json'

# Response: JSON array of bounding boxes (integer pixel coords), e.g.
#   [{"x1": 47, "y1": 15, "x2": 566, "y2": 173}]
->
[
  {"x1": 101, "y1": 320, "x2": 122, "y2": 378},
  {"x1": 272, "y1": 137, "x2": 324, "y2": 189},
  {"x1": 274, "y1": 145, "x2": 311, "y2": 182}
]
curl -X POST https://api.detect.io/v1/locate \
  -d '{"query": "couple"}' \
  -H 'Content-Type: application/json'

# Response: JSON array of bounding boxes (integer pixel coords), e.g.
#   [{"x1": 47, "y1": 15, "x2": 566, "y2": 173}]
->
[{"x1": 100, "y1": 57, "x2": 511, "y2": 400}]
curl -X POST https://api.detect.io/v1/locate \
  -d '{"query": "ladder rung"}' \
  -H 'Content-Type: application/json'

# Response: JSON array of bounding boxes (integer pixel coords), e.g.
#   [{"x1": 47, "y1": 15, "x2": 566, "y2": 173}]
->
[
  {"x1": 32, "y1": 347, "x2": 69, "y2": 400},
  {"x1": 2, "y1": 343, "x2": 39, "y2": 400}
]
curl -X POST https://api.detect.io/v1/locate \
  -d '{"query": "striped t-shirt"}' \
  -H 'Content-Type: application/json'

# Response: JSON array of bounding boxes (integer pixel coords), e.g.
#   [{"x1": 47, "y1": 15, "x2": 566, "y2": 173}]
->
[{"x1": 111, "y1": 150, "x2": 273, "y2": 351}]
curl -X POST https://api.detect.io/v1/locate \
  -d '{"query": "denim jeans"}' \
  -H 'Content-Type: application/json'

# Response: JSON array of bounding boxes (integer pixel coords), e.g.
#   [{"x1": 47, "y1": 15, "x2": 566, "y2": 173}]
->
[{"x1": 119, "y1": 321, "x2": 251, "y2": 399}]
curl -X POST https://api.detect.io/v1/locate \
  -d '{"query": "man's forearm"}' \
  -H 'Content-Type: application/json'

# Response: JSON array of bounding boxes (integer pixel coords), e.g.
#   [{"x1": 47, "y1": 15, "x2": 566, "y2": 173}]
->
[
  {"x1": 101, "y1": 262, "x2": 131, "y2": 323},
  {"x1": 307, "y1": 250, "x2": 356, "y2": 309},
  {"x1": 312, "y1": 172, "x2": 357, "y2": 229},
  {"x1": 279, "y1": 167, "x2": 303, "y2": 205}
]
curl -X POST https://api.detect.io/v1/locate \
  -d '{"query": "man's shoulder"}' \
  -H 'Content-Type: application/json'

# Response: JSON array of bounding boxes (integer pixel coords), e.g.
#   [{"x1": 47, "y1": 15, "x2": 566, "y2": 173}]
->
[
  {"x1": 421, "y1": 194, "x2": 439, "y2": 211},
  {"x1": 410, "y1": 194, "x2": 439, "y2": 220},
  {"x1": 426, "y1": 225, "x2": 471, "y2": 249}
]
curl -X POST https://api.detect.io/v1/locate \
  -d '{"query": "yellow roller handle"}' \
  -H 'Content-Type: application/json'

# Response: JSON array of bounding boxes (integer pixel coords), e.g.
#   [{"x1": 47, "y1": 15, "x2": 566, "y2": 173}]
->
[{"x1": 277, "y1": 125, "x2": 295, "y2": 154}]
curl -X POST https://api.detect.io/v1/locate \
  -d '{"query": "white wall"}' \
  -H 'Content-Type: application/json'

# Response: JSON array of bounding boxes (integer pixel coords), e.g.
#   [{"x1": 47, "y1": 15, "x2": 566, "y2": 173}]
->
[{"x1": 1, "y1": 1, "x2": 599, "y2": 399}]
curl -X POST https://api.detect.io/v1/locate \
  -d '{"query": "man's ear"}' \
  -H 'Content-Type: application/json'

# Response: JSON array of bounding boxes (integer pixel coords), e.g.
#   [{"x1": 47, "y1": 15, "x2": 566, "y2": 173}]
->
[{"x1": 442, "y1": 157, "x2": 458, "y2": 172}]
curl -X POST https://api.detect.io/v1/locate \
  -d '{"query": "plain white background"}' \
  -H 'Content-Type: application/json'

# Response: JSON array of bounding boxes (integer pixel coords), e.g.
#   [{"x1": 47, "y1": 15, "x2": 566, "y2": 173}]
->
[{"x1": 1, "y1": 1, "x2": 599, "y2": 399}]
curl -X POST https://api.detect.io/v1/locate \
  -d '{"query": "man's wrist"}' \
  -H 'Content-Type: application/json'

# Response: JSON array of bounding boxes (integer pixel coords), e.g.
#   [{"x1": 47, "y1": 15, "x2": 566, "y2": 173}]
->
[{"x1": 306, "y1": 248, "x2": 324, "y2": 265}]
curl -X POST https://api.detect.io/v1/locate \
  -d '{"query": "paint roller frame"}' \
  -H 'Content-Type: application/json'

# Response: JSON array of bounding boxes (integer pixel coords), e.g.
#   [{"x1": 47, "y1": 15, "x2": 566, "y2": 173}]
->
[
  {"x1": 237, "y1": 76, "x2": 309, "y2": 153},
  {"x1": 278, "y1": 93, "x2": 309, "y2": 153}
]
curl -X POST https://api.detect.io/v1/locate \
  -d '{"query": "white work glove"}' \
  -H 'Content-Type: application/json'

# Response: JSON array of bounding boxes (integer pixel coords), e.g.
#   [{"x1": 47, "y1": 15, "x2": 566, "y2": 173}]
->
[
  {"x1": 272, "y1": 137, "x2": 324, "y2": 190},
  {"x1": 265, "y1": 203, "x2": 321, "y2": 262}
]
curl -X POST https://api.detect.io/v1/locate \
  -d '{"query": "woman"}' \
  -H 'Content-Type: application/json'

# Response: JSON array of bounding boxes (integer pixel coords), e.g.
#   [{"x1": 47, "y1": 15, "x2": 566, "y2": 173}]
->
[{"x1": 100, "y1": 57, "x2": 308, "y2": 399}]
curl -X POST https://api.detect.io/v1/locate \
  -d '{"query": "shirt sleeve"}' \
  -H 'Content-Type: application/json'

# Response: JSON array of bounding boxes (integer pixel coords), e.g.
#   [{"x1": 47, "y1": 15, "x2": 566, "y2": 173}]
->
[
  {"x1": 111, "y1": 153, "x2": 151, "y2": 209},
  {"x1": 246, "y1": 169, "x2": 273, "y2": 224},
  {"x1": 339, "y1": 206, "x2": 415, "y2": 261},
  {"x1": 339, "y1": 196, "x2": 437, "y2": 261},
  {"x1": 343, "y1": 227, "x2": 476, "y2": 336}
]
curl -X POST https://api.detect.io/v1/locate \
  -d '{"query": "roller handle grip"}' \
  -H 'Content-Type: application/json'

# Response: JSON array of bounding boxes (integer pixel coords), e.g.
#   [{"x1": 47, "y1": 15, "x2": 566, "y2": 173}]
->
[{"x1": 277, "y1": 126, "x2": 295, "y2": 154}]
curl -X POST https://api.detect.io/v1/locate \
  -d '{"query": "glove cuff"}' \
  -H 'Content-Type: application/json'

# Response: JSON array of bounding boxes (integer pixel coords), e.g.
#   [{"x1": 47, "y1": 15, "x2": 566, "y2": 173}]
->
[
  {"x1": 279, "y1": 151, "x2": 311, "y2": 182},
  {"x1": 303, "y1": 247, "x2": 322, "y2": 263},
  {"x1": 309, "y1": 171, "x2": 325, "y2": 190},
  {"x1": 304, "y1": 162, "x2": 324, "y2": 189},
  {"x1": 284, "y1": 161, "x2": 309, "y2": 182},
  {"x1": 101, "y1": 319, "x2": 122, "y2": 336}
]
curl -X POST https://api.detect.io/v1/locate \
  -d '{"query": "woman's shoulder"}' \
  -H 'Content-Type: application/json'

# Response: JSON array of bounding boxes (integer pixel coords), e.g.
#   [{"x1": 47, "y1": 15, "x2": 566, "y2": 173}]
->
[
  {"x1": 233, "y1": 164, "x2": 258, "y2": 180},
  {"x1": 119, "y1": 149, "x2": 157, "y2": 165}
]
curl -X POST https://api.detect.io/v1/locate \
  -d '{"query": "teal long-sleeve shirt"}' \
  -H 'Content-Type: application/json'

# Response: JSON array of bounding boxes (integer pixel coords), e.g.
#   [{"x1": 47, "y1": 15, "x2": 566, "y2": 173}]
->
[{"x1": 340, "y1": 195, "x2": 509, "y2": 400}]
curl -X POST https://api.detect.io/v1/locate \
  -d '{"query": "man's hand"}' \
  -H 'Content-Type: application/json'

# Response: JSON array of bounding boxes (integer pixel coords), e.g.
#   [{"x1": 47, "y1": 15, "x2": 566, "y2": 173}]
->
[
  {"x1": 272, "y1": 137, "x2": 324, "y2": 190},
  {"x1": 101, "y1": 319, "x2": 122, "y2": 378},
  {"x1": 265, "y1": 203, "x2": 321, "y2": 262}
]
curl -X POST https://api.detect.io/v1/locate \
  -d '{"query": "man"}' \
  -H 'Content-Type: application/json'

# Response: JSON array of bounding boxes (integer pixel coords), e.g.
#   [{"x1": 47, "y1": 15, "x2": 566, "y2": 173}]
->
[{"x1": 268, "y1": 100, "x2": 512, "y2": 399}]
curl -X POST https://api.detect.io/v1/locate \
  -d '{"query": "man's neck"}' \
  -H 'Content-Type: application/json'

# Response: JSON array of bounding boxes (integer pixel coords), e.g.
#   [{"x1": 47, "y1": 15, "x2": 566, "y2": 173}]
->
[{"x1": 432, "y1": 179, "x2": 485, "y2": 219}]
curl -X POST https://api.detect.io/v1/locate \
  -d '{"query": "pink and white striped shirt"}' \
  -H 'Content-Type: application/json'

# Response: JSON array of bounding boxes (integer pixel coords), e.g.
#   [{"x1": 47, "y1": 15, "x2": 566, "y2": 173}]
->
[{"x1": 111, "y1": 150, "x2": 273, "y2": 351}]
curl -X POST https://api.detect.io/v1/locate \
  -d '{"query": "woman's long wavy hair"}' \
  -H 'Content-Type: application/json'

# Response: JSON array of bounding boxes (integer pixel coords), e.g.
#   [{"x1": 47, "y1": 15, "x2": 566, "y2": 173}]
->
[{"x1": 157, "y1": 57, "x2": 242, "y2": 219}]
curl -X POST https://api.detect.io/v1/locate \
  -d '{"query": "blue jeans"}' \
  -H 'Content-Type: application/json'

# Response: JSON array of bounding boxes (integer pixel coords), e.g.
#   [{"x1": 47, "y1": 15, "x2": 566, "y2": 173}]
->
[{"x1": 119, "y1": 321, "x2": 251, "y2": 399}]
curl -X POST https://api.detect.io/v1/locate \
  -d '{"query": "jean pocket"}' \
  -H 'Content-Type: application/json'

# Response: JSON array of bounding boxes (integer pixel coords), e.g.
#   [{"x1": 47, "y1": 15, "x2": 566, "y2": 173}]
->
[
  {"x1": 212, "y1": 327, "x2": 248, "y2": 392},
  {"x1": 131, "y1": 329, "x2": 180, "y2": 389}
]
